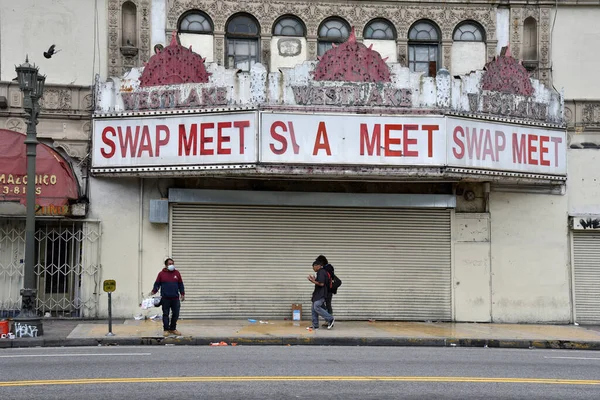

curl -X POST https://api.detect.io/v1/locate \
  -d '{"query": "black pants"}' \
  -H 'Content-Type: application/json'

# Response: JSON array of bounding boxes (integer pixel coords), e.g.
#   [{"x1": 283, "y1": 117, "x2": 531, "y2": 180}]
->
[
  {"x1": 161, "y1": 298, "x2": 181, "y2": 331},
  {"x1": 323, "y1": 292, "x2": 333, "y2": 315}
]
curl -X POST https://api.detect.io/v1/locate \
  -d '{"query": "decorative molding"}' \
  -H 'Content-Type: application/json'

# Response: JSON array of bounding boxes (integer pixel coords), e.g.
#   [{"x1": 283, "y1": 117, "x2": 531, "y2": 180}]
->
[
  {"x1": 40, "y1": 89, "x2": 72, "y2": 112},
  {"x1": 53, "y1": 140, "x2": 90, "y2": 160},
  {"x1": 582, "y1": 103, "x2": 600, "y2": 126},
  {"x1": 5, "y1": 118, "x2": 25, "y2": 133},
  {"x1": 108, "y1": 0, "x2": 152, "y2": 76},
  {"x1": 9, "y1": 90, "x2": 21, "y2": 107}
]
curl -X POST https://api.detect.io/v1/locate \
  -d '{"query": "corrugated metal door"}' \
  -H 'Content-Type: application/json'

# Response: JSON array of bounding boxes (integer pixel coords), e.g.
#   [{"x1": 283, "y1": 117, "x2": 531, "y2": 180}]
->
[
  {"x1": 573, "y1": 232, "x2": 600, "y2": 324},
  {"x1": 171, "y1": 204, "x2": 451, "y2": 320}
]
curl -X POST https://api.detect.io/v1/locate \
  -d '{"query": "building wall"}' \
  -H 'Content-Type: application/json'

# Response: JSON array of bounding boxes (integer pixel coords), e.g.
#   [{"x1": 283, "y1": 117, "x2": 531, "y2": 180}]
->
[
  {"x1": 363, "y1": 40, "x2": 397, "y2": 63},
  {"x1": 90, "y1": 177, "x2": 169, "y2": 317},
  {"x1": 180, "y1": 33, "x2": 214, "y2": 62},
  {"x1": 0, "y1": 0, "x2": 108, "y2": 85},
  {"x1": 489, "y1": 191, "x2": 571, "y2": 323},
  {"x1": 451, "y1": 42, "x2": 486, "y2": 76},
  {"x1": 567, "y1": 149, "x2": 600, "y2": 215},
  {"x1": 552, "y1": 7, "x2": 600, "y2": 99},
  {"x1": 271, "y1": 36, "x2": 307, "y2": 70}
]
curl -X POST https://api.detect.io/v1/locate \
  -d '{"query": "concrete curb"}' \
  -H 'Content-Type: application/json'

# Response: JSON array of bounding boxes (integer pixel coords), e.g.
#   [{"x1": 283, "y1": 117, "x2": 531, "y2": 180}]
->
[{"x1": 3, "y1": 337, "x2": 600, "y2": 350}]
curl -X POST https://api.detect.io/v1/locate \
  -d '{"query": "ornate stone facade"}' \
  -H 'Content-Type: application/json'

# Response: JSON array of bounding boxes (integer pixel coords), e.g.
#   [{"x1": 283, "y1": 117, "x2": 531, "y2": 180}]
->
[
  {"x1": 163, "y1": 0, "x2": 497, "y2": 67},
  {"x1": 108, "y1": 0, "x2": 152, "y2": 76}
]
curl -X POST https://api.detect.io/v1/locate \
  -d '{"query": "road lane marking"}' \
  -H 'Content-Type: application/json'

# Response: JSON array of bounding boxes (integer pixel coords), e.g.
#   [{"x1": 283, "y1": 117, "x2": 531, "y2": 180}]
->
[
  {"x1": 545, "y1": 356, "x2": 600, "y2": 360},
  {"x1": 1, "y1": 376, "x2": 600, "y2": 387},
  {"x1": 0, "y1": 353, "x2": 151, "y2": 358}
]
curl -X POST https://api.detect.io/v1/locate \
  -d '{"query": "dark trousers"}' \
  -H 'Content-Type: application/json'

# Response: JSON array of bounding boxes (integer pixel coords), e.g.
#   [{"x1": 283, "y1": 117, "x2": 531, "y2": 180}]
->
[
  {"x1": 323, "y1": 292, "x2": 333, "y2": 315},
  {"x1": 161, "y1": 298, "x2": 181, "y2": 331}
]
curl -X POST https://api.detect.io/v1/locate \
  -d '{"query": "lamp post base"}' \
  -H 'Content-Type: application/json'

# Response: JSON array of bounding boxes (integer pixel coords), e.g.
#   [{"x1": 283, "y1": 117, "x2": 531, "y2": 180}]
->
[{"x1": 12, "y1": 288, "x2": 44, "y2": 338}]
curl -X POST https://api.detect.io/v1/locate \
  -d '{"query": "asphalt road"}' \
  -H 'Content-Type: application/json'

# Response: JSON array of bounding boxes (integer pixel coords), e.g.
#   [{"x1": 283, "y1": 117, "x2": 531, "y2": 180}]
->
[{"x1": 1, "y1": 346, "x2": 600, "y2": 399}]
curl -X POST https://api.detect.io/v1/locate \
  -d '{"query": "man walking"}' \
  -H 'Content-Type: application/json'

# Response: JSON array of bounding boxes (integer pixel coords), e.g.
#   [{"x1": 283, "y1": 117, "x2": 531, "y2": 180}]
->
[
  {"x1": 307, "y1": 259, "x2": 335, "y2": 330},
  {"x1": 150, "y1": 257, "x2": 185, "y2": 336}
]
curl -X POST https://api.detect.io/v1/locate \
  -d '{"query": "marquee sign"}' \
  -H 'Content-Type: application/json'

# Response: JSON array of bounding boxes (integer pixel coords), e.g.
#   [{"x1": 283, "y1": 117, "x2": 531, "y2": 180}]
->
[{"x1": 92, "y1": 112, "x2": 567, "y2": 177}]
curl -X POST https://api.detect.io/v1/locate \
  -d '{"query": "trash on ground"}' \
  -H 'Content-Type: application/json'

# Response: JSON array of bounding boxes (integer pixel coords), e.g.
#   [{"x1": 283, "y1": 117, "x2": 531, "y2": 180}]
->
[
  {"x1": 134, "y1": 314, "x2": 144, "y2": 320},
  {"x1": 210, "y1": 341, "x2": 229, "y2": 346},
  {"x1": 259, "y1": 320, "x2": 269, "y2": 324},
  {"x1": 368, "y1": 319, "x2": 376, "y2": 323},
  {"x1": 149, "y1": 314, "x2": 161, "y2": 321},
  {"x1": 247, "y1": 319, "x2": 257, "y2": 323}
]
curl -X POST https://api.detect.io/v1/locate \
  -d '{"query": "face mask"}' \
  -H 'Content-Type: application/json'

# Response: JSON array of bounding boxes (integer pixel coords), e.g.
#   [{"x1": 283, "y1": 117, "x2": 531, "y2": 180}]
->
[{"x1": 167, "y1": 265, "x2": 175, "y2": 271}]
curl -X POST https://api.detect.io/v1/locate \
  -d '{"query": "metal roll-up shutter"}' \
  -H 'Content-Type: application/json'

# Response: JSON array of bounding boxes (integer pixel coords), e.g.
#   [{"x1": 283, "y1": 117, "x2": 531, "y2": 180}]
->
[
  {"x1": 573, "y1": 232, "x2": 600, "y2": 324},
  {"x1": 171, "y1": 204, "x2": 451, "y2": 321}
]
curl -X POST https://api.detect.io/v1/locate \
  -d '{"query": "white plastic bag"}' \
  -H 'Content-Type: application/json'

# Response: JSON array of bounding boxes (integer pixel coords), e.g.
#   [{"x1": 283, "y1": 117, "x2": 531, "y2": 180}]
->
[{"x1": 141, "y1": 297, "x2": 155, "y2": 310}]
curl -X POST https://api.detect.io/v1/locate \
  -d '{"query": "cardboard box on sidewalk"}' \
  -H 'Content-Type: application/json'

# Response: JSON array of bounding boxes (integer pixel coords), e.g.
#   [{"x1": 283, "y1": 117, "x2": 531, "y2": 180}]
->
[{"x1": 292, "y1": 304, "x2": 302, "y2": 321}]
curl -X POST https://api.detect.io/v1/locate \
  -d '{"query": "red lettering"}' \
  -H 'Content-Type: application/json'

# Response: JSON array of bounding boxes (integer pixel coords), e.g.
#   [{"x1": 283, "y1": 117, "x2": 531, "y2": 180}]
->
[
  {"x1": 178, "y1": 124, "x2": 197, "y2": 156},
  {"x1": 117, "y1": 126, "x2": 140, "y2": 157},
  {"x1": 155, "y1": 125, "x2": 169, "y2": 157},
  {"x1": 465, "y1": 128, "x2": 483, "y2": 160},
  {"x1": 200, "y1": 123, "x2": 214, "y2": 155},
  {"x1": 539, "y1": 136, "x2": 550, "y2": 166},
  {"x1": 313, "y1": 122, "x2": 331, "y2": 156},
  {"x1": 422, "y1": 125, "x2": 439, "y2": 158},
  {"x1": 452, "y1": 126, "x2": 465, "y2": 159},
  {"x1": 384, "y1": 124, "x2": 402, "y2": 157},
  {"x1": 551, "y1": 137, "x2": 562, "y2": 167},
  {"x1": 269, "y1": 121, "x2": 287, "y2": 155},
  {"x1": 528, "y1": 134, "x2": 538, "y2": 165},
  {"x1": 482, "y1": 129, "x2": 494, "y2": 161},
  {"x1": 402, "y1": 124, "x2": 418, "y2": 157},
  {"x1": 101, "y1": 127, "x2": 116, "y2": 158},
  {"x1": 512, "y1": 133, "x2": 526, "y2": 164},
  {"x1": 217, "y1": 122, "x2": 232, "y2": 155},
  {"x1": 137, "y1": 125, "x2": 154, "y2": 157},
  {"x1": 360, "y1": 124, "x2": 381, "y2": 156},
  {"x1": 288, "y1": 122, "x2": 300, "y2": 154},
  {"x1": 494, "y1": 131, "x2": 506, "y2": 161},
  {"x1": 234, "y1": 120, "x2": 250, "y2": 154}
]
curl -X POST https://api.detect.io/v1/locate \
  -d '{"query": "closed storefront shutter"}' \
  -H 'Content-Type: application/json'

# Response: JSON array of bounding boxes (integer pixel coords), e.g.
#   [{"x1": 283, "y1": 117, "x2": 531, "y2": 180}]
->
[
  {"x1": 573, "y1": 232, "x2": 600, "y2": 324},
  {"x1": 171, "y1": 204, "x2": 452, "y2": 321}
]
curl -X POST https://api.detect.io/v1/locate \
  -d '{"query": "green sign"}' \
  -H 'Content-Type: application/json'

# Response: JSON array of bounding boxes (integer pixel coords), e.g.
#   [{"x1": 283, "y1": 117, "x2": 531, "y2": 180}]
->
[{"x1": 103, "y1": 280, "x2": 116, "y2": 293}]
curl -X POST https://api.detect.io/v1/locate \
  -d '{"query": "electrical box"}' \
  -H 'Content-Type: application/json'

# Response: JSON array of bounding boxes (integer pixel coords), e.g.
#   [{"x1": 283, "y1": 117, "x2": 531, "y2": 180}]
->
[{"x1": 149, "y1": 199, "x2": 169, "y2": 224}]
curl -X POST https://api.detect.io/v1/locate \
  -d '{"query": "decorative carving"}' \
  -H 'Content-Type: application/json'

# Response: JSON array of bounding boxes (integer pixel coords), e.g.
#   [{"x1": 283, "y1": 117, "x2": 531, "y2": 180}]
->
[
  {"x1": 53, "y1": 140, "x2": 90, "y2": 160},
  {"x1": 313, "y1": 27, "x2": 391, "y2": 82},
  {"x1": 583, "y1": 104, "x2": 600, "y2": 125},
  {"x1": 481, "y1": 46, "x2": 533, "y2": 96},
  {"x1": 40, "y1": 89, "x2": 72, "y2": 111},
  {"x1": 442, "y1": 44, "x2": 452, "y2": 71},
  {"x1": 510, "y1": 7, "x2": 521, "y2": 60},
  {"x1": 564, "y1": 107, "x2": 573, "y2": 124},
  {"x1": 140, "y1": 31, "x2": 212, "y2": 86},
  {"x1": 214, "y1": 36, "x2": 224, "y2": 66},
  {"x1": 5, "y1": 118, "x2": 25, "y2": 133},
  {"x1": 9, "y1": 90, "x2": 22, "y2": 107},
  {"x1": 82, "y1": 94, "x2": 94, "y2": 111},
  {"x1": 107, "y1": 0, "x2": 151, "y2": 76}
]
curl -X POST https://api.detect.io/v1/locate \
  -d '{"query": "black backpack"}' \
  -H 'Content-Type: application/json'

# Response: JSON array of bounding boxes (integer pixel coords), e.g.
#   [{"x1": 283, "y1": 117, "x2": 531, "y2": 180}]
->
[{"x1": 324, "y1": 264, "x2": 342, "y2": 294}]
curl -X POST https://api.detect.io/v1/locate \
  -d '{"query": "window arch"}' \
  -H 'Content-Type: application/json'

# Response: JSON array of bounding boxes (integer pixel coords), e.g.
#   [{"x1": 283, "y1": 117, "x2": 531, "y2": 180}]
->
[
  {"x1": 226, "y1": 13, "x2": 260, "y2": 71},
  {"x1": 121, "y1": 1, "x2": 137, "y2": 46},
  {"x1": 178, "y1": 10, "x2": 213, "y2": 34},
  {"x1": 364, "y1": 19, "x2": 396, "y2": 40},
  {"x1": 453, "y1": 21, "x2": 485, "y2": 42},
  {"x1": 523, "y1": 17, "x2": 538, "y2": 61},
  {"x1": 408, "y1": 20, "x2": 441, "y2": 77},
  {"x1": 317, "y1": 17, "x2": 350, "y2": 56},
  {"x1": 273, "y1": 15, "x2": 306, "y2": 37}
]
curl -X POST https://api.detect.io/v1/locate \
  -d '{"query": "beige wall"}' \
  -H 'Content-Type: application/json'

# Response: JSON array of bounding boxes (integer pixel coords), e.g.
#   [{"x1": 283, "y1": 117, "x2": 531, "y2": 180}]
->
[
  {"x1": 0, "y1": 0, "x2": 108, "y2": 85},
  {"x1": 363, "y1": 39, "x2": 397, "y2": 63},
  {"x1": 552, "y1": 7, "x2": 600, "y2": 99},
  {"x1": 179, "y1": 33, "x2": 214, "y2": 63},
  {"x1": 90, "y1": 177, "x2": 169, "y2": 318},
  {"x1": 567, "y1": 149, "x2": 600, "y2": 215},
  {"x1": 270, "y1": 36, "x2": 307, "y2": 70},
  {"x1": 489, "y1": 191, "x2": 570, "y2": 323},
  {"x1": 451, "y1": 42, "x2": 486, "y2": 76}
]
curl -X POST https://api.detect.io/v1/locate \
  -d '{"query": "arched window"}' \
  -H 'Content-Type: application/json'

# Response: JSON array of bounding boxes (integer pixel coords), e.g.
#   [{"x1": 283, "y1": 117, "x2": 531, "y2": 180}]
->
[
  {"x1": 273, "y1": 16, "x2": 305, "y2": 37},
  {"x1": 226, "y1": 14, "x2": 260, "y2": 71},
  {"x1": 523, "y1": 17, "x2": 538, "y2": 61},
  {"x1": 364, "y1": 19, "x2": 396, "y2": 40},
  {"x1": 178, "y1": 10, "x2": 213, "y2": 34},
  {"x1": 408, "y1": 20, "x2": 441, "y2": 77},
  {"x1": 453, "y1": 21, "x2": 485, "y2": 42},
  {"x1": 121, "y1": 1, "x2": 137, "y2": 47},
  {"x1": 318, "y1": 18, "x2": 350, "y2": 56}
]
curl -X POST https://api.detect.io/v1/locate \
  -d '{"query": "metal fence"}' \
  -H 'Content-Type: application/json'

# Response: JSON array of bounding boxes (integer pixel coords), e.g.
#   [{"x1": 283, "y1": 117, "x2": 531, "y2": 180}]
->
[{"x1": 0, "y1": 219, "x2": 101, "y2": 318}]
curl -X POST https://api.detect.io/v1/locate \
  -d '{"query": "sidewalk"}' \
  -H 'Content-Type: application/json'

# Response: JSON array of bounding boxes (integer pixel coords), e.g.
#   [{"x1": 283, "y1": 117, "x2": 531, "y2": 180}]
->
[{"x1": 3, "y1": 318, "x2": 600, "y2": 350}]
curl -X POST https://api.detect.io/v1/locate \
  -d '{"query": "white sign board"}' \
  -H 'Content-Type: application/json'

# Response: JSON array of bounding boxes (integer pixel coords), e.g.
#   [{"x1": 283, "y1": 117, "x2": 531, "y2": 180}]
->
[
  {"x1": 93, "y1": 112, "x2": 257, "y2": 168},
  {"x1": 260, "y1": 113, "x2": 447, "y2": 166},
  {"x1": 446, "y1": 117, "x2": 567, "y2": 175}
]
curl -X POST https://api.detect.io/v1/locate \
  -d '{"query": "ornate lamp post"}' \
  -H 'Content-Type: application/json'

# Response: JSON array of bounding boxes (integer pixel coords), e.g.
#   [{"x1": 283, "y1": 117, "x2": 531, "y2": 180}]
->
[{"x1": 14, "y1": 56, "x2": 46, "y2": 336}]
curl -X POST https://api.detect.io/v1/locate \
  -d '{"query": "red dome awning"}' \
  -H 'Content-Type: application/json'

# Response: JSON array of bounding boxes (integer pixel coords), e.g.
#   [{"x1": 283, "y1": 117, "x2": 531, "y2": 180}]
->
[{"x1": 0, "y1": 129, "x2": 79, "y2": 207}]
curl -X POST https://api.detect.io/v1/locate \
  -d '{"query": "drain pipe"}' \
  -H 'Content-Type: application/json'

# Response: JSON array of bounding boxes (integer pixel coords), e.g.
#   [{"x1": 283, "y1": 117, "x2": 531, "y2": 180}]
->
[
  {"x1": 484, "y1": 182, "x2": 491, "y2": 213},
  {"x1": 138, "y1": 178, "x2": 144, "y2": 304}
]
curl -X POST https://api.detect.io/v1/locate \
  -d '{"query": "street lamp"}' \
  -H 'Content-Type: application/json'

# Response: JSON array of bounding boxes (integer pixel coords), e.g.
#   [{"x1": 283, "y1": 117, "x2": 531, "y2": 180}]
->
[{"x1": 14, "y1": 56, "x2": 46, "y2": 336}]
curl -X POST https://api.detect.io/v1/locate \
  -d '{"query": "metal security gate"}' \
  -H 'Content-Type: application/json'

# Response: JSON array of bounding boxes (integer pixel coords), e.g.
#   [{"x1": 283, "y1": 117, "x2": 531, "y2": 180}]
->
[
  {"x1": 171, "y1": 204, "x2": 451, "y2": 321},
  {"x1": 573, "y1": 232, "x2": 600, "y2": 324},
  {"x1": 0, "y1": 219, "x2": 101, "y2": 318}
]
